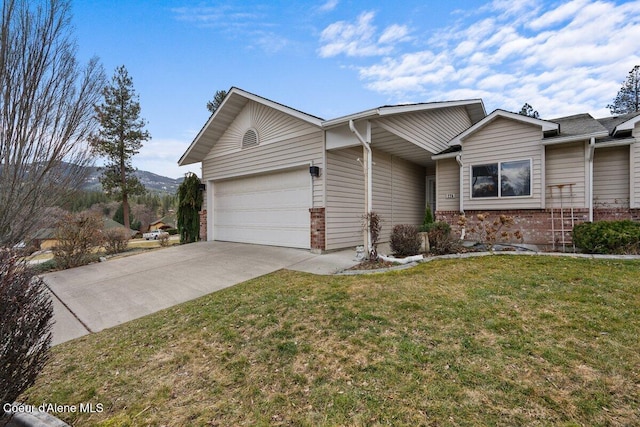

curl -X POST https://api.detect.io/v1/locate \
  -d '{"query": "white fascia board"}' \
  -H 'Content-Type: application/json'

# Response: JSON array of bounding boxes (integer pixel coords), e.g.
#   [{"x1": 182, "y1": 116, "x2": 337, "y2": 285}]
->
[
  {"x1": 450, "y1": 110, "x2": 559, "y2": 146},
  {"x1": 377, "y1": 99, "x2": 484, "y2": 116},
  {"x1": 321, "y1": 99, "x2": 485, "y2": 129},
  {"x1": 613, "y1": 115, "x2": 640, "y2": 136},
  {"x1": 322, "y1": 108, "x2": 380, "y2": 129},
  {"x1": 541, "y1": 131, "x2": 610, "y2": 145},
  {"x1": 431, "y1": 151, "x2": 460, "y2": 160}
]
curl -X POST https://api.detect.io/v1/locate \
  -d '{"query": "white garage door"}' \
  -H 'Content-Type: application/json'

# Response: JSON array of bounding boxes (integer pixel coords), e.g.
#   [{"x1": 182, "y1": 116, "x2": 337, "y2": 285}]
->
[{"x1": 213, "y1": 168, "x2": 311, "y2": 248}]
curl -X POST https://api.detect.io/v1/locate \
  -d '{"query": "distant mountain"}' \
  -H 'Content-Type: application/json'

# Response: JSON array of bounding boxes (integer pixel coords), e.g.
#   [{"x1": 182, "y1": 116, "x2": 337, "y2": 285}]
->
[{"x1": 82, "y1": 166, "x2": 184, "y2": 194}]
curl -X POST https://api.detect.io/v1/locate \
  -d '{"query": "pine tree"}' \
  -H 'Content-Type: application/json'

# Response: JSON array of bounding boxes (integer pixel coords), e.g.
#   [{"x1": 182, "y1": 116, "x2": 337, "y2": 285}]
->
[
  {"x1": 607, "y1": 66, "x2": 640, "y2": 115},
  {"x1": 90, "y1": 66, "x2": 150, "y2": 231},
  {"x1": 206, "y1": 89, "x2": 227, "y2": 114},
  {"x1": 518, "y1": 103, "x2": 540, "y2": 119}
]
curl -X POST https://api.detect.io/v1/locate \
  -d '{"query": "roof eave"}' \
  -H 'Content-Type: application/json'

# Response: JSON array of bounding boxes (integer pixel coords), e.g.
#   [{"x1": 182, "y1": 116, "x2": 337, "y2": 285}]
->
[{"x1": 541, "y1": 131, "x2": 610, "y2": 145}]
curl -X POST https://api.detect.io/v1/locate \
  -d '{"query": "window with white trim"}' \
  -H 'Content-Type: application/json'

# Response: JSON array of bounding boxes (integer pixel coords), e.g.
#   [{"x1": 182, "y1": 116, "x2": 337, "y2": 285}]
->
[
  {"x1": 242, "y1": 129, "x2": 259, "y2": 148},
  {"x1": 471, "y1": 159, "x2": 531, "y2": 198}
]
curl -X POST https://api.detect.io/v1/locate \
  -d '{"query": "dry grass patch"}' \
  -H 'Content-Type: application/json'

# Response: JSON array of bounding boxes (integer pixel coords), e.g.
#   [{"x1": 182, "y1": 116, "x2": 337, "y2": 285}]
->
[{"x1": 22, "y1": 256, "x2": 640, "y2": 426}]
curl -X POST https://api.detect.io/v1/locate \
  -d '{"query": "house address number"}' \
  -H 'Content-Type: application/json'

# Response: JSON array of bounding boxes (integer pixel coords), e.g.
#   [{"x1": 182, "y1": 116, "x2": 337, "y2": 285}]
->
[{"x1": 446, "y1": 193, "x2": 456, "y2": 199}]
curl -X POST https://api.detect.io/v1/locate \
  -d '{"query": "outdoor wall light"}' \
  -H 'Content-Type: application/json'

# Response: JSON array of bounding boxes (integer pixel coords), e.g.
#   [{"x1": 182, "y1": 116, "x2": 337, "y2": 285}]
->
[
  {"x1": 199, "y1": 183, "x2": 206, "y2": 191},
  {"x1": 309, "y1": 165, "x2": 321, "y2": 178}
]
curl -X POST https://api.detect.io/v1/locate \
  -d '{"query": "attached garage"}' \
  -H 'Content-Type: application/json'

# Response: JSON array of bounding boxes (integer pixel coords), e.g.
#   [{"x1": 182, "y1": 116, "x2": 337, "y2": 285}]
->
[{"x1": 212, "y1": 167, "x2": 311, "y2": 248}]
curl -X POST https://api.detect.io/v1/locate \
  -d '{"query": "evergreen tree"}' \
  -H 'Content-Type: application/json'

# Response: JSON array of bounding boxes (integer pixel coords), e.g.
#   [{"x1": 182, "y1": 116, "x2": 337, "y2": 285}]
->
[
  {"x1": 206, "y1": 89, "x2": 227, "y2": 114},
  {"x1": 518, "y1": 103, "x2": 540, "y2": 119},
  {"x1": 607, "y1": 65, "x2": 640, "y2": 115},
  {"x1": 177, "y1": 173, "x2": 203, "y2": 243},
  {"x1": 90, "y1": 66, "x2": 150, "y2": 231}
]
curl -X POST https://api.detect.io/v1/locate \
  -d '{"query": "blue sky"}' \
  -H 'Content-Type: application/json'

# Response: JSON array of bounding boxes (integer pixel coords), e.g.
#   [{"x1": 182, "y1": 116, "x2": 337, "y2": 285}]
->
[{"x1": 71, "y1": 0, "x2": 640, "y2": 178}]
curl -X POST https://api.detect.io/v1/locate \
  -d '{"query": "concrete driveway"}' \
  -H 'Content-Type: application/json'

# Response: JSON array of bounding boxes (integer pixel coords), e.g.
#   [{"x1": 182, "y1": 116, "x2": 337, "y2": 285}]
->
[{"x1": 44, "y1": 241, "x2": 356, "y2": 345}]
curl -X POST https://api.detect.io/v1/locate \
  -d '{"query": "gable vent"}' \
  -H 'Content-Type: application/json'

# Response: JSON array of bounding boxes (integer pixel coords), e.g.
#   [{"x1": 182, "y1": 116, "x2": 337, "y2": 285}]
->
[{"x1": 242, "y1": 129, "x2": 259, "y2": 148}]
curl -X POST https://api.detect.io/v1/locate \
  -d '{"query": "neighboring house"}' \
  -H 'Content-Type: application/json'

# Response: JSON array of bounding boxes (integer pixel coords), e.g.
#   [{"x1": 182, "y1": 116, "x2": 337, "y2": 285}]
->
[
  {"x1": 178, "y1": 87, "x2": 640, "y2": 251},
  {"x1": 103, "y1": 217, "x2": 138, "y2": 238},
  {"x1": 31, "y1": 228, "x2": 57, "y2": 251},
  {"x1": 149, "y1": 212, "x2": 176, "y2": 231},
  {"x1": 179, "y1": 87, "x2": 484, "y2": 252},
  {"x1": 433, "y1": 110, "x2": 640, "y2": 246}
]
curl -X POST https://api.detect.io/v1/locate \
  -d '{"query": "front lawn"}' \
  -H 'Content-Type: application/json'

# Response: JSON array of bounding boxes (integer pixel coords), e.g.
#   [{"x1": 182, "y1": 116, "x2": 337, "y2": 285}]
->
[{"x1": 22, "y1": 256, "x2": 640, "y2": 426}]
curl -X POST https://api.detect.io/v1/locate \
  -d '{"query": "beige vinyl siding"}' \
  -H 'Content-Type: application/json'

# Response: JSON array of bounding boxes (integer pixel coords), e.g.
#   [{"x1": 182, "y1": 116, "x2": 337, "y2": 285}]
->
[
  {"x1": 202, "y1": 101, "x2": 324, "y2": 207},
  {"x1": 376, "y1": 107, "x2": 472, "y2": 154},
  {"x1": 325, "y1": 147, "x2": 365, "y2": 250},
  {"x1": 463, "y1": 118, "x2": 543, "y2": 210},
  {"x1": 593, "y1": 146, "x2": 630, "y2": 208},
  {"x1": 436, "y1": 158, "x2": 459, "y2": 211},
  {"x1": 633, "y1": 125, "x2": 640, "y2": 208},
  {"x1": 372, "y1": 150, "x2": 425, "y2": 241},
  {"x1": 545, "y1": 142, "x2": 586, "y2": 208}
]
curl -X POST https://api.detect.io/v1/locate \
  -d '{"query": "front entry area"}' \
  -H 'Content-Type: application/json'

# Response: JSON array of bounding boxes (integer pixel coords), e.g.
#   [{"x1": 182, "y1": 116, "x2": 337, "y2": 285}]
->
[{"x1": 212, "y1": 167, "x2": 311, "y2": 248}]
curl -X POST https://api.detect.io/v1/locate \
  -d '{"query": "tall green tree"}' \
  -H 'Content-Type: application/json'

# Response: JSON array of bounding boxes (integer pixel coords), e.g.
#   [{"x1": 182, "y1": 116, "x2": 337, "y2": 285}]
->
[
  {"x1": 90, "y1": 66, "x2": 150, "y2": 231},
  {"x1": 206, "y1": 89, "x2": 227, "y2": 114},
  {"x1": 518, "y1": 103, "x2": 540, "y2": 119},
  {"x1": 0, "y1": 0, "x2": 105, "y2": 246},
  {"x1": 607, "y1": 65, "x2": 640, "y2": 115},
  {"x1": 177, "y1": 173, "x2": 203, "y2": 243}
]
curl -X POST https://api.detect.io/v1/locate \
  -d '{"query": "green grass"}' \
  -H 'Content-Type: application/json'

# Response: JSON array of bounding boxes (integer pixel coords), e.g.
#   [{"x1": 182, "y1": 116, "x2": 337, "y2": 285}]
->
[{"x1": 22, "y1": 256, "x2": 640, "y2": 426}]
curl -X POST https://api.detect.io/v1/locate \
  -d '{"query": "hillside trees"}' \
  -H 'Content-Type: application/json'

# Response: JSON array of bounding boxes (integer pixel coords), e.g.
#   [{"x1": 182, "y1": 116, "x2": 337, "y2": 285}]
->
[
  {"x1": 607, "y1": 65, "x2": 640, "y2": 115},
  {"x1": 90, "y1": 65, "x2": 150, "y2": 231},
  {"x1": 0, "y1": 0, "x2": 106, "y2": 246}
]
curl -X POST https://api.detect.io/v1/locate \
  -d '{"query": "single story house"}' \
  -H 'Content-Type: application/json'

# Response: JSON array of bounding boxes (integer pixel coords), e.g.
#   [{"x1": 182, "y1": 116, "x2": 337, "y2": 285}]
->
[
  {"x1": 433, "y1": 110, "x2": 640, "y2": 246},
  {"x1": 178, "y1": 87, "x2": 640, "y2": 252},
  {"x1": 149, "y1": 212, "x2": 176, "y2": 231}
]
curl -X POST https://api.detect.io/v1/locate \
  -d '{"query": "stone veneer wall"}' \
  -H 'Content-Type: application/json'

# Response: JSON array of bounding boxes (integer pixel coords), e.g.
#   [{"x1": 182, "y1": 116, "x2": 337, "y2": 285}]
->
[{"x1": 436, "y1": 208, "x2": 640, "y2": 247}]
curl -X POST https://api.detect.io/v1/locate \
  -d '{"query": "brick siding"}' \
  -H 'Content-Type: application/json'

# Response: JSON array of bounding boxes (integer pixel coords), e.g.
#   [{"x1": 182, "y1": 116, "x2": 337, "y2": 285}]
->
[{"x1": 309, "y1": 207, "x2": 326, "y2": 253}]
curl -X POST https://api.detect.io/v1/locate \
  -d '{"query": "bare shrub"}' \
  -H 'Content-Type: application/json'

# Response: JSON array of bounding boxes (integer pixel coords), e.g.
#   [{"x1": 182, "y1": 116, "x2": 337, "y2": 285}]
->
[
  {"x1": 158, "y1": 233, "x2": 170, "y2": 247},
  {"x1": 103, "y1": 227, "x2": 130, "y2": 255},
  {"x1": 53, "y1": 212, "x2": 104, "y2": 268},
  {"x1": 0, "y1": 248, "x2": 53, "y2": 425},
  {"x1": 362, "y1": 212, "x2": 383, "y2": 261},
  {"x1": 390, "y1": 224, "x2": 421, "y2": 257},
  {"x1": 428, "y1": 221, "x2": 456, "y2": 255}
]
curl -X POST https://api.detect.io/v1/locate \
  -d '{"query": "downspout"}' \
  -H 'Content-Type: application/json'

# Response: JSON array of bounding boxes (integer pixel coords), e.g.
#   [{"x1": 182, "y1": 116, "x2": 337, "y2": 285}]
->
[
  {"x1": 349, "y1": 119, "x2": 373, "y2": 254},
  {"x1": 587, "y1": 137, "x2": 596, "y2": 222},
  {"x1": 456, "y1": 153, "x2": 466, "y2": 240}
]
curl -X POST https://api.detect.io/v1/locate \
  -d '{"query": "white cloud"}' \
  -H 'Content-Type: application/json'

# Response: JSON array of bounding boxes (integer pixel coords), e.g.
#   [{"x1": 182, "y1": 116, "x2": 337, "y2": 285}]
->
[
  {"x1": 318, "y1": 0, "x2": 339, "y2": 13},
  {"x1": 135, "y1": 138, "x2": 197, "y2": 179},
  {"x1": 318, "y1": 11, "x2": 410, "y2": 57},
  {"x1": 330, "y1": 0, "x2": 640, "y2": 118}
]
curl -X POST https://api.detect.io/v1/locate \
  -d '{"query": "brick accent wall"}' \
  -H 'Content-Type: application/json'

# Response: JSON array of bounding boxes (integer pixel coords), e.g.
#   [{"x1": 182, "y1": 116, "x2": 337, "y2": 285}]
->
[
  {"x1": 199, "y1": 210, "x2": 207, "y2": 241},
  {"x1": 437, "y1": 208, "x2": 640, "y2": 248},
  {"x1": 309, "y1": 207, "x2": 326, "y2": 253}
]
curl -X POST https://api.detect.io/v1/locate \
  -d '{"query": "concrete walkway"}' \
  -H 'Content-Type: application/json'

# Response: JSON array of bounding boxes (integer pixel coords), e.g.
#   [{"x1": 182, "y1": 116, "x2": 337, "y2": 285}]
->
[{"x1": 44, "y1": 241, "x2": 357, "y2": 345}]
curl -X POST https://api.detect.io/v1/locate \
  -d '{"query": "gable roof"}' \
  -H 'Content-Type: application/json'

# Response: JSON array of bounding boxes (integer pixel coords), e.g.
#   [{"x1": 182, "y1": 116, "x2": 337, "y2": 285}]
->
[
  {"x1": 598, "y1": 111, "x2": 640, "y2": 136},
  {"x1": 448, "y1": 109, "x2": 560, "y2": 146},
  {"x1": 178, "y1": 87, "x2": 324, "y2": 166},
  {"x1": 322, "y1": 99, "x2": 486, "y2": 129}
]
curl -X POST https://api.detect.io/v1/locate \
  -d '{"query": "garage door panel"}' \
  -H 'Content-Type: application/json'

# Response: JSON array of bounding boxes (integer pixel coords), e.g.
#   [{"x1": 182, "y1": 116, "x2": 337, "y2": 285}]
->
[{"x1": 213, "y1": 168, "x2": 311, "y2": 249}]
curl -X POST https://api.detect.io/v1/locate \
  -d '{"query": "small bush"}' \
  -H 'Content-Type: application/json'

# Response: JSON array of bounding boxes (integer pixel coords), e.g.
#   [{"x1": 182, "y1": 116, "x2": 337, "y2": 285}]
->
[
  {"x1": 427, "y1": 221, "x2": 454, "y2": 255},
  {"x1": 1, "y1": 248, "x2": 53, "y2": 424},
  {"x1": 390, "y1": 224, "x2": 421, "y2": 257},
  {"x1": 158, "y1": 233, "x2": 170, "y2": 247},
  {"x1": 420, "y1": 205, "x2": 434, "y2": 232},
  {"x1": 103, "y1": 228, "x2": 130, "y2": 255},
  {"x1": 53, "y1": 212, "x2": 104, "y2": 269},
  {"x1": 573, "y1": 220, "x2": 640, "y2": 254}
]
